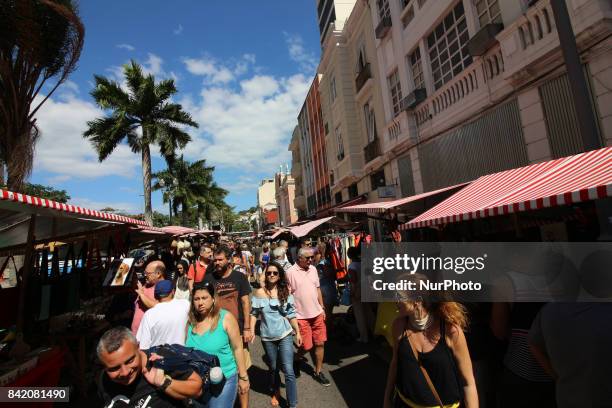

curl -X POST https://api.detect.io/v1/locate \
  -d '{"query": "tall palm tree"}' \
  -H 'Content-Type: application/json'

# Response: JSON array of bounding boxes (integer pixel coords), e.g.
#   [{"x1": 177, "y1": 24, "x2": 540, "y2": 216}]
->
[
  {"x1": 0, "y1": 0, "x2": 84, "y2": 191},
  {"x1": 153, "y1": 156, "x2": 227, "y2": 227},
  {"x1": 195, "y1": 182, "x2": 227, "y2": 229},
  {"x1": 83, "y1": 61, "x2": 197, "y2": 225}
]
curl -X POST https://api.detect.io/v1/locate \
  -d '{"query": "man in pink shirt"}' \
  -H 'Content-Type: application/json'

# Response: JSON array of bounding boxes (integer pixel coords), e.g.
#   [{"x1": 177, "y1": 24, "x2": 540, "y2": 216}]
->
[
  {"x1": 130, "y1": 260, "x2": 164, "y2": 334},
  {"x1": 286, "y1": 247, "x2": 331, "y2": 387}
]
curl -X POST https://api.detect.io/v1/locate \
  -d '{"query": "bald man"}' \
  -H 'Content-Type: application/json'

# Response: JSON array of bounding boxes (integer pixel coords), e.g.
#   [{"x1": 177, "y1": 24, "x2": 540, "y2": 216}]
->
[{"x1": 131, "y1": 260, "x2": 165, "y2": 334}]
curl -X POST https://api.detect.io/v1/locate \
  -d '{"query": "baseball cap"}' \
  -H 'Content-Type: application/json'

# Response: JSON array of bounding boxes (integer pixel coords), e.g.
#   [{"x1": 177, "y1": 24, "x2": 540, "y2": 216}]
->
[{"x1": 154, "y1": 280, "x2": 174, "y2": 298}]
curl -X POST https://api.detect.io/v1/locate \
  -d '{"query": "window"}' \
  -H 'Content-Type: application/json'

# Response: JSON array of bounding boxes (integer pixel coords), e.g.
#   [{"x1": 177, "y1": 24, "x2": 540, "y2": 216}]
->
[
  {"x1": 377, "y1": 0, "x2": 390, "y2": 20},
  {"x1": 356, "y1": 39, "x2": 367, "y2": 73},
  {"x1": 427, "y1": 2, "x2": 472, "y2": 90},
  {"x1": 335, "y1": 191, "x2": 343, "y2": 205},
  {"x1": 335, "y1": 126, "x2": 345, "y2": 161},
  {"x1": 363, "y1": 102, "x2": 377, "y2": 142},
  {"x1": 475, "y1": 0, "x2": 501, "y2": 27},
  {"x1": 330, "y1": 76, "x2": 337, "y2": 103},
  {"x1": 408, "y1": 47, "x2": 426, "y2": 92},
  {"x1": 402, "y1": 6, "x2": 415, "y2": 28},
  {"x1": 348, "y1": 183, "x2": 359, "y2": 199},
  {"x1": 370, "y1": 170, "x2": 386, "y2": 190},
  {"x1": 387, "y1": 69, "x2": 403, "y2": 117}
]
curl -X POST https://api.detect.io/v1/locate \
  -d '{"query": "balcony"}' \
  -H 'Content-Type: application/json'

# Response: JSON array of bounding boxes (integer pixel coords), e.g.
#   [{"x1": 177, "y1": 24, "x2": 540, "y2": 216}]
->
[
  {"x1": 355, "y1": 63, "x2": 371, "y2": 93},
  {"x1": 375, "y1": 16, "x2": 392, "y2": 39},
  {"x1": 497, "y1": 0, "x2": 610, "y2": 85},
  {"x1": 364, "y1": 137, "x2": 381, "y2": 163},
  {"x1": 467, "y1": 23, "x2": 504, "y2": 56}
]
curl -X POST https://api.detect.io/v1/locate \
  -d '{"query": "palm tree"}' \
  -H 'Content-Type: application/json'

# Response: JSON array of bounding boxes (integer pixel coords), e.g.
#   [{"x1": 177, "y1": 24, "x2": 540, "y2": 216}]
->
[
  {"x1": 0, "y1": 0, "x2": 84, "y2": 191},
  {"x1": 83, "y1": 61, "x2": 197, "y2": 225},
  {"x1": 153, "y1": 156, "x2": 227, "y2": 227}
]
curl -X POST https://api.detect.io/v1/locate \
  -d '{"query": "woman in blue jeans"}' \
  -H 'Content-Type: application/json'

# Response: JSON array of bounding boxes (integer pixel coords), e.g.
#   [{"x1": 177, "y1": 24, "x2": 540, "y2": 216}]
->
[
  {"x1": 186, "y1": 282, "x2": 250, "y2": 407},
  {"x1": 250, "y1": 261, "x2": 302, "y2": 407}
]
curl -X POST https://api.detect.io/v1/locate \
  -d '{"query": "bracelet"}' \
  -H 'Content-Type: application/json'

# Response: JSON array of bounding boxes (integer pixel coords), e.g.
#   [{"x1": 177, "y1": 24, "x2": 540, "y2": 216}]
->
[
  {"x1": 244, "y1": 327, "x2": 251, "y2": 331},
  {"x1": 239, "y1": 375, "x2": 249, "y2": 381}
]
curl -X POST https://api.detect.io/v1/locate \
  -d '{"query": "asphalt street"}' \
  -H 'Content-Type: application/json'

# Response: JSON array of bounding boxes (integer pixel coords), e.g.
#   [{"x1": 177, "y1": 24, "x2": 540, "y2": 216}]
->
[{"x1": 247, "y1": 306, "x2": 389, "y2": 408}]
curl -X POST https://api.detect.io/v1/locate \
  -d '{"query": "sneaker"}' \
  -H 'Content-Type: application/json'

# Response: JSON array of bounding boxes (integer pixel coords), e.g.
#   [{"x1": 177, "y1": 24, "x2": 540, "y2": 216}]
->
[{"x1": 314, "y1": 372, "x2": 331, "y2": 387}]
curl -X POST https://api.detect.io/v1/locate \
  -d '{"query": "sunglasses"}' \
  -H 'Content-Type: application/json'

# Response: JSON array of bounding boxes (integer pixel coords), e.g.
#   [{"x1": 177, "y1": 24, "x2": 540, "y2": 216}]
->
[
  {"x1": 394, "y1": 292, "x2": 422, "y2": 303},
  {"x1": 302, "y1": 256, "x2": 314, "y2": 260},
  {"x1": 193, "y1": 281, "x2": 215, "y2": 296},
  {"x1": 265, "y1": 270, "x2": 279, "y2": 276}
]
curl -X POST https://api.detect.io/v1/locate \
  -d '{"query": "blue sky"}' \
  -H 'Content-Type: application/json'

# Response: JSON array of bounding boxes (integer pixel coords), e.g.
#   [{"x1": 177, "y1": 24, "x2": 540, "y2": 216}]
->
[{"x1": 30, "y1": 1, "x2": 321, "y2": 215}]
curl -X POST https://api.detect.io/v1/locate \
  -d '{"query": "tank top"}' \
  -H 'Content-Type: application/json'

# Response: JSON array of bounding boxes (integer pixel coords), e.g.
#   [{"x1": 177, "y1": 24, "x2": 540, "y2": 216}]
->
[
  {"x1": 186, "y1": 309, "x2": 237, "y2": 378},
  {"x1": 396, "y1": 319, "x2": 462, "y2": 406}
]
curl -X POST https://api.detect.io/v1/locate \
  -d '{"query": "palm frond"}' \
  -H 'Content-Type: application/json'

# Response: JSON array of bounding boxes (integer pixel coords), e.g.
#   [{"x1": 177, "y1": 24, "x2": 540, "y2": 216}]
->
[{"x1": 90, "y1": 75, "x2": 131, "y2": 111}]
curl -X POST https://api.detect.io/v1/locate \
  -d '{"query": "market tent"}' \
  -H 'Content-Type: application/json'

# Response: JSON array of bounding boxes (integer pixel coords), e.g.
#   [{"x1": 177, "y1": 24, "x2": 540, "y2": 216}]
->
[
  {"x1": 289, "y1": 216, "x2": 359, "y2": 238},
  {"x1": 160, "y1": 225, "x2": 197, "y2": 236},
  {"x1": 335, "y1": 183, "x2": 468, "y2": 214},
  {"x1": 270, "y1": 228, "x2": 290, "y2": 239},
  {"x1": 401, "y1": 146, "x2": 612, "y2": 230},
  {"x1": 0, "y1": 189, "x2": 159, "y2": 251}
]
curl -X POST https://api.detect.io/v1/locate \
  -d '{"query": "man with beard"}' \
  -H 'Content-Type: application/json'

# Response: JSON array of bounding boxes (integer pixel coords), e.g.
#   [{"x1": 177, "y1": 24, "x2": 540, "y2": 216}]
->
[
  {"x1": 131, "y1": 261, "x2": 165, "y2": 334},
  {"x1": 204, "y1": 245, "x2": 253, "y2": 408},
  {"x1": 97, "y1": 327, "x2": 202, "y2": 407}
]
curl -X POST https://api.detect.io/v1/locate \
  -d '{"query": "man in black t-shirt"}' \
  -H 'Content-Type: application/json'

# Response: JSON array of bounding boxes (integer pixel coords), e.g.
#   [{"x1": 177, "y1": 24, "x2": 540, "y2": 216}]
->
[
  {"x1": 204, "y1": 245, "x2": 252, "y2": 408},
  {"x1": 97, "y1": 327, "x2": 202, "y2": 407}
]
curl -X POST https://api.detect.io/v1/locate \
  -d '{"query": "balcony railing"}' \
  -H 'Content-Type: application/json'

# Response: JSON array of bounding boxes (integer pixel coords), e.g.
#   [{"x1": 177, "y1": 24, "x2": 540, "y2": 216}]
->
[
  {"x1": 355, "y1": 63, "x2": 371, "y2": 93},
  {"x1": 364, "y1": 137, "x2": 381, "y2": 163},
  {"x1": 375, "y1": 16, "x2": 392, "y2": 39}
]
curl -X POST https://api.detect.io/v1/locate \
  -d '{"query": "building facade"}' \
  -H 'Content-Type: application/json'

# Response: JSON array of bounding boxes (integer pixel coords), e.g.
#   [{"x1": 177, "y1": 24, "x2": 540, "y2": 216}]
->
[
  {"x1": 367, "y1": 0, "x2": 611, "y2": 199},
  {"x1": 289, "y1": 126, "x2": 307, "y2": 219},
  {"x1": 257, "y1": 178, "x2": 277, "y2": 229},
  {"x1": 316, "y1": 0, "x2": 359, "y2": 46},
  {"x1": 275, "y1": 167, "x2": 298, "y2": 226}
]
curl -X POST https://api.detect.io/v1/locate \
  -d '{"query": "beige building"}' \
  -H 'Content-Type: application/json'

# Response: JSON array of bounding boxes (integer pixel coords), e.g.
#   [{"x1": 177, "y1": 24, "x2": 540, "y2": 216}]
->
[
  {"x1": 275, "y1": 167, "x2": 298, "y2": 226},
  {"x1": 257, "y1": 178, "x2": 277, "y2": 228},
  {"x1": 366, "y1": 0, "x2": 611, "y2": 200},
  {"x1": 289, "y1": 126, "x2": 307, "y2": 219}
]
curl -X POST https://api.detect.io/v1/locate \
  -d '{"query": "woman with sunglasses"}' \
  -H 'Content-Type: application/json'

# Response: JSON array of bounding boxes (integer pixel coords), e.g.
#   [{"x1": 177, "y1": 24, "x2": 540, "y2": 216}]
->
[
  {"x1": 186, "y1": 282, "x2": 250, "y2": 407},
  {"x1": 383, "y1": 274, "x2": 478, "y2": 408},
  {"x1": 250, "y1": 261, "x2": 302, "y2": 408}
]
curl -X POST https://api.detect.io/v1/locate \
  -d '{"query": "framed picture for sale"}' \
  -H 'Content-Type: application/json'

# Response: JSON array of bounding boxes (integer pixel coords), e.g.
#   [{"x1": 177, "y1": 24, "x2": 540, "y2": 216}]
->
[{"x1": 103, "y1": 258, "x2": 135, "y2": 287}]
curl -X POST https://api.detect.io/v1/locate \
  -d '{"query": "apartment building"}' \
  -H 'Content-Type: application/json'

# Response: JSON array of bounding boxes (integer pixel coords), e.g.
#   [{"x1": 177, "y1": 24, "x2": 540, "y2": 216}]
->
[
  {"x1": 317, "y1": 0, "x2": 359, "y2": 46},
  {"x1": 367, "y1": 0, "x2": 611, "y2": 197},
  {"x1": 289, "y1": 126, "x2": 307, "y2": 219},
  {"x1": 296, "y1": 75, "x2": 333, "y2": 217},
  {"x1": 275, "y1": 167, "x2": 298, "y2": 227},
  {"x1": 257, "y1": 178, "x2": 277, "y2": 228}
]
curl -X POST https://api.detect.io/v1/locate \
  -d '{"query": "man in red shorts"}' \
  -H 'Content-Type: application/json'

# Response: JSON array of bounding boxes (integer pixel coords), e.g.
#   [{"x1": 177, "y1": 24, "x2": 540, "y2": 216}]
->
[{"x1": 286, "y1": 247, "x2": 331, "y2": 387}]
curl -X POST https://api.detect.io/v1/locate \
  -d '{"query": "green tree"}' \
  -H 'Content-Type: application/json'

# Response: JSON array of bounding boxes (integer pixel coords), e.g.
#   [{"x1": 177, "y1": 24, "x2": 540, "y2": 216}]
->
[
  {"x1": 21, "y1": 183, "x2": 70, "y2": 202},
  {"x1": 83, "y1": 61, "x2": 197, "y2": 225},
  {"x1": 0, "y1": 0, "x2": 84, "y2": 191},
  {"x1": 153, "y1": 156, "x2": 227, "y2": 227}
]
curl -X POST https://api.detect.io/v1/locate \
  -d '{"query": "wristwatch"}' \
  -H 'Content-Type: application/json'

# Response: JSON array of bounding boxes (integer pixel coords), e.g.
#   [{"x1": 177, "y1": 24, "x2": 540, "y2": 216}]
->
[{"x1": 159, "y1": 375, "x2": 172, "y2": 391}]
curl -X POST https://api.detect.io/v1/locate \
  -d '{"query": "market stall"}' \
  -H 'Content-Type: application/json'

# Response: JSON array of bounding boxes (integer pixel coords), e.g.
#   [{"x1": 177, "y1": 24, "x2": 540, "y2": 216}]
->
[{"x1": 0, "y1": 189, "x2": 170, "y2": 396}]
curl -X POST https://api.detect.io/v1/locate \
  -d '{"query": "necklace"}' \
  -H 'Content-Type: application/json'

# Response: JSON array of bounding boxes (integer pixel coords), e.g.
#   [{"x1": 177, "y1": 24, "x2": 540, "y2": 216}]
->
[{"x1": 409, "y1": 312, "x2": 432, "y2": 331}]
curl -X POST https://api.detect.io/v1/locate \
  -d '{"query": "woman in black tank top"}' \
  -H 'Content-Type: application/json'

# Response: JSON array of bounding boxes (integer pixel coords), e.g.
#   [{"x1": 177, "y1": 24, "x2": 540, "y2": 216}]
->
[{"x1": 383, "y1": 275, "x2": 478, "y2": 408}]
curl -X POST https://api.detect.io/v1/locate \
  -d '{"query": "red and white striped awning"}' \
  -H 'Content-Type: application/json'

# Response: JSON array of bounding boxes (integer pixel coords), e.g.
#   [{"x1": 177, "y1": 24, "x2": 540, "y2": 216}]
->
[
  {"x1": 0, "y1": 189, "x2": 149, "y2": 226},
  {"x1": 402, "y1": 147, "x2": 612, "y2": 230},
  {"x1": 335, "y1": 183, "x2": 468, "y2": 214},
  {"x1": 161, "y1": 225, "x2": 197, "y2": 236}
]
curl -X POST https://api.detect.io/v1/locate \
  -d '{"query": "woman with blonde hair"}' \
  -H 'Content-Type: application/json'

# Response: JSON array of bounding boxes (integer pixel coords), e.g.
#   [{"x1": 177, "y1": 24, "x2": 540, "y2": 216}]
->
[
  {"x1": 186, "y1": 282, "x2": 250, "y2": 407},
  {"x1": 383, "y1": 274, "x2": 478, "y2": 408}
]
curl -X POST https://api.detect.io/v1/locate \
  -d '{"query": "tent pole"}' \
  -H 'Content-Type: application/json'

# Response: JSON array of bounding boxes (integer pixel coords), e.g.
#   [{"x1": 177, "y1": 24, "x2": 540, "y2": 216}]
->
[{"x1": 16, "y1": 214, "x2": 36, "y2": 335}]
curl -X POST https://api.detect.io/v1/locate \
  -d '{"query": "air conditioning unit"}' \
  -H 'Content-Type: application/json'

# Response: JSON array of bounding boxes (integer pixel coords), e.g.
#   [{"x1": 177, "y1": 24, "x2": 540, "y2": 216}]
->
[
  {"x1": 400, "y1": 88, "x2": 427, "y2": 111},
  {"x1": 467, "y1": 23, "x2": 504, "y2": 56}
]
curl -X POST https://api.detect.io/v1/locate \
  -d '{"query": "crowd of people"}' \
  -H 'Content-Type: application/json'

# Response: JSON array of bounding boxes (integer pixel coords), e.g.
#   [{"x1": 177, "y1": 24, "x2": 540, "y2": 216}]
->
[
  {"x1": 97, "y1": 239, "x2": 340, "y2": 408},
  {"x1": 96, "y1": 238, "x2": 612, "y2": 408}
]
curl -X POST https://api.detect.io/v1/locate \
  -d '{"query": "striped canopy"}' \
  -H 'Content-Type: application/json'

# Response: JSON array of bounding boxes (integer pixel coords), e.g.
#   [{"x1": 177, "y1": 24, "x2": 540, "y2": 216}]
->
[
  {"x1": 401, "y1": 146, "x2": 612, "y2": 230},
  {"x1": 335, "y1": 183, "x2": 468, "y2": 214}
]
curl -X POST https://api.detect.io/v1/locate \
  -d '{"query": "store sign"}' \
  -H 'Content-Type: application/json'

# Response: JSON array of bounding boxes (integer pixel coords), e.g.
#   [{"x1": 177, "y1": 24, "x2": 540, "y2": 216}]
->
[{"x1": 377, "y1": 185, "x2": 396, "y2": 198}]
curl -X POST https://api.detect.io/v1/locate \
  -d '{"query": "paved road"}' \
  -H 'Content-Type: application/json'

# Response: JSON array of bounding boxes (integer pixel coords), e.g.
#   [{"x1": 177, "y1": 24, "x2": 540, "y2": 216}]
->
[{"x1": 247, "y1": 307, "x2": 389, "y2": 408}]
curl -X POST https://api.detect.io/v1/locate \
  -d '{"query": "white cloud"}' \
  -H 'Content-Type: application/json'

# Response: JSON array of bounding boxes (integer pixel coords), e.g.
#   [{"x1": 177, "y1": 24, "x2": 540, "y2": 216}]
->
[
  {"x1": 70, "y1": 197, "x2": 140, "y2": 214},
  {"x1": 116, "y1": 43, "x2": 135, "y2": 51},
  {"x1": 179, "y1": 54, "x2": 311, "y2": 173},
  {"x1": 284, "y1": 33, "x2": 319, "y2": 75},
  {"x1": 142, "y1": 53, "x2": 164, "y2": 77},
  {"x1": 32, "y1": 94, "x2": 142, "y2": 180},
  {"x1": 173, "y1": 24, "x2": 183, "y2": 35},
  {"x1": 62, "y1": 80, "x2": 79, "y2": 94},
  {"x1": 222, "y1": 176, "x2": 259, "y2": 195},
  {"x1": 183, "y1": 57, "x2": 235, "y2": 84}
]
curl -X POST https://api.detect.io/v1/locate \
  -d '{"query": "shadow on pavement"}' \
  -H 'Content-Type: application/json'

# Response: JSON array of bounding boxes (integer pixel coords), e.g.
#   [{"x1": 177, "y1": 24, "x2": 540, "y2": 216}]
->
[{"x1": 329, "y1": 354, "x2": 388, "y2": 408}]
